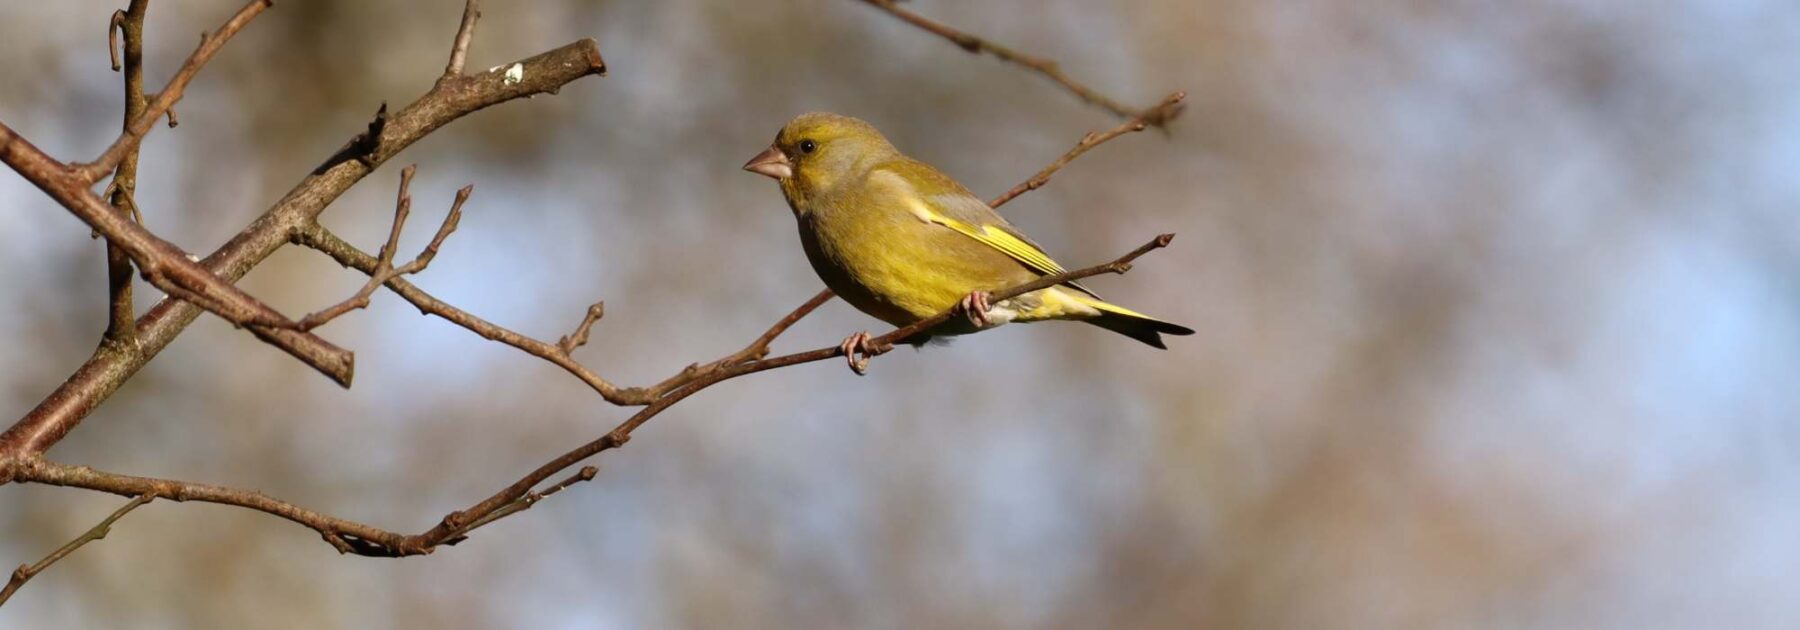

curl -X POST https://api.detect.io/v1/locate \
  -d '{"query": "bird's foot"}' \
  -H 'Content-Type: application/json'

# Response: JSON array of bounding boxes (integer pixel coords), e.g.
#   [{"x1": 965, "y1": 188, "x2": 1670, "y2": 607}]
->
[
  {"x1": 955, "y1": 291, "x2": 993, "y2": 328},
  {"x1": 838, "y1": 331, "x2": 893, "y2": 376}
]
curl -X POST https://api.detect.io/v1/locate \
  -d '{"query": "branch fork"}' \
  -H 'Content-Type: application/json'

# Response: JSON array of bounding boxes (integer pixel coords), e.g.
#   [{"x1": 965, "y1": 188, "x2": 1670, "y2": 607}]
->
[{"x1": 295, "y1": 165, "x2": 470, "y2": 332}]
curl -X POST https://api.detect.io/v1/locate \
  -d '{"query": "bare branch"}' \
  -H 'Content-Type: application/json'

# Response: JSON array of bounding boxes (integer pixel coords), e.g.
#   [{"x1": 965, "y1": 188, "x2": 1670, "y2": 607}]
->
[
  {"x1": 444, "y1": 0, "x2": 481, "y2": 78},
  {"x1": 0, "y1": 121, "x2": 355, "y2": 383},
  {"x1": 381, "y1": 166, "x2": 418, "y2": 263},
  {"x1": 295, "y1": 221, "x2": 834, "y2": 408},
  {"x1": 414, "y1": 186, "x2": 470, "y2": 268},
  {"x1": 0, "y1": 494, "x2": 154, "y2": 608},
  {"x1": 1, "y1": 39, "x2": 606, "y2": 459},
  {"x1": 988, "y1": 92, "x2": 1187, "y2": 208},
  {"x1": 442, "y1": 465, "x2": 597, "y2": 544},
  {"x1": 0, "y1": 2, "x2": 348, "y2": 384},
  {"x1": 78, "y1": 0, "x2": 274, "y2": 183},
  {"x1": 295, "y1": 225, "x2": 656, "y2": 405},
  {"x1": 5, "y1": 457, "x2": 422, "y2": 557},
  {"x1": 643, "y1": 288, "x2": 836, "y2": 394},
  {"x1": 855, "y1": 0, "x2": 1168, "y2": 124},
  {"x1": 0, "y1": 452, "x2": 600, "y2": 559},
  {"x1": 295, "y1": 168, "x2": 469, "y2": 331}
]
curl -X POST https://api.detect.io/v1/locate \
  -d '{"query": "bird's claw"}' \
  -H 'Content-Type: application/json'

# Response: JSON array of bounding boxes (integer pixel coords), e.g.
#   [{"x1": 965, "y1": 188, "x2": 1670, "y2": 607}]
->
[
  {"x1": 956, "y1": 291, "x2": 993, "y2": 328},
  {"x1": 838, "y1": 331, "x2": 892, "y2": 376}
]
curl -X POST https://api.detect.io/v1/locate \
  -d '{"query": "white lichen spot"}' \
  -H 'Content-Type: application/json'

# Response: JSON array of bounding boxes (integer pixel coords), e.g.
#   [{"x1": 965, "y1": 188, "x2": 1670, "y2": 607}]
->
[
  {"x1": 185, "y1": 253, "x2": 200, "y2": 262},
  {"x1": 503, "y1": 63, "x2": 524, "y2": 85}
]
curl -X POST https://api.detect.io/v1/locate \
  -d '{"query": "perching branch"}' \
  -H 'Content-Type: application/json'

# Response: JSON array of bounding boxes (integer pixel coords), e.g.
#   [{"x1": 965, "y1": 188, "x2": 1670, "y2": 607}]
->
[
  {"x1": 0, "y1": 493, "x2": 154, "y2": 607},
  {"x1": 855, "y1": 0, "x2": 1175, "y2": 125}
]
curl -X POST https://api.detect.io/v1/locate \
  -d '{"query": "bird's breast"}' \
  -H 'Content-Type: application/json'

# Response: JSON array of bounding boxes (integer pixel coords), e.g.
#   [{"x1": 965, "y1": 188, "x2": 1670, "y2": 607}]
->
[{"x1": 797, "y1": 209, "x2": 980, "y2": 327}]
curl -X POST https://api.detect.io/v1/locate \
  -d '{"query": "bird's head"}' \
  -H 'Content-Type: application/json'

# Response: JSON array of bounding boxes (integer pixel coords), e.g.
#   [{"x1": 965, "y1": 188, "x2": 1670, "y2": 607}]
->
[{"x1": 744, "y1": 113, "x2": 896, "y2": 202}]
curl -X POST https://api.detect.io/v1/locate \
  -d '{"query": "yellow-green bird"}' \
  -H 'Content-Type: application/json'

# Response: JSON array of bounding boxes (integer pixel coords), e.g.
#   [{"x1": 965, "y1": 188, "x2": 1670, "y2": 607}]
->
[{"x1": 743, "y1": 113, "x2": 1192, "y2": 371}]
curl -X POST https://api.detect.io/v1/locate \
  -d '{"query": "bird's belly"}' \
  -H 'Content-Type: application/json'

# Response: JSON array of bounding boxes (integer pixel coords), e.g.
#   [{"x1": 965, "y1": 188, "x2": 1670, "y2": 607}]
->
[{"x1": 800, "y1": 220, "x2": 990, "y2": 327}]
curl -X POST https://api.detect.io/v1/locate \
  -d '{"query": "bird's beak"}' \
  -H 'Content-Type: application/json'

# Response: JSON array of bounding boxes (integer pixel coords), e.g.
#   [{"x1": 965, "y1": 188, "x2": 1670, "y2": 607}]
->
[{"x1": 742, "y1": 145, "x2": 792, "y2": 180}]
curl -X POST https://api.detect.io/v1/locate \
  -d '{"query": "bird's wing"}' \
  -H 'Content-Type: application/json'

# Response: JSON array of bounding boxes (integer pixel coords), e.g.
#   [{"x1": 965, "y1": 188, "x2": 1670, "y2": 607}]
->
[{"x1": 870, "y1": 163, "x2": 1100, "y2": 298}]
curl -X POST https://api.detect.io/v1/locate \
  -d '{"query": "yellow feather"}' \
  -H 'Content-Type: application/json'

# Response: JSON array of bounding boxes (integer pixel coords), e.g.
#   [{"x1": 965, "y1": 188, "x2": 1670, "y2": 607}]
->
[
  {"x1": 974, "y1": 225, "x2": 1067, "y2": 276},
  {"x1": 904, "y1": 199, "x2": 1069, "y2": 277}
]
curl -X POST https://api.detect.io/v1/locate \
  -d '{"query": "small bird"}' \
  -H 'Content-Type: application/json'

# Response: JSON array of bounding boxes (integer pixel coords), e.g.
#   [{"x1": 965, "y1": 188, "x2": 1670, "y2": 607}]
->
[{"x1": 743, "y1": 113, "x2": 1193, "y2": 373}]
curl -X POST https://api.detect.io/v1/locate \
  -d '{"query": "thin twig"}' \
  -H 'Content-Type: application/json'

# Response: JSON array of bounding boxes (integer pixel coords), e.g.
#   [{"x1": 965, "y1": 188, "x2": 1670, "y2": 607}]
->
[
  {"x1": 295, "y1": 225, "x2": 654, "y2": 405},
  {"x1": 643, "y1": 288, "x2": 836, "y2": 394},
  {"x1": 78, "y1": 0, "x2": 274, "y2": 183},
  {"x1": 296, "y1": 222, "x2": 835, "y2": 407},
  {"x1": 443, "y1": 465, "x2": 597, "y2": 543},
  {"x1": 0, "y1": 494, "x2": 154, "y2": 608},
  {"x1": 7, "y1": 457, "x2": 421, "y2": 557},
  {"x1": 988, "y1": 92, "x2": 1187, "y2": 208},
  {"x1": 856, "y1": 0, "x2": 1167, "y2": 124},
  {"x1": 294, "y1": 168, "x2": 468, "y2": 331},
  {"x1": 444, "y1": 0, "x2": 481, "y2": 78}
]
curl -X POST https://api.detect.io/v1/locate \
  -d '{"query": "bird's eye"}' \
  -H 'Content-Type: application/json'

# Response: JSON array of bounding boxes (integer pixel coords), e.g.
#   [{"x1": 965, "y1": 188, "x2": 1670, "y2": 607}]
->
[{"x1": 799, "y1": 139, "x2": 817, "y2": 154}]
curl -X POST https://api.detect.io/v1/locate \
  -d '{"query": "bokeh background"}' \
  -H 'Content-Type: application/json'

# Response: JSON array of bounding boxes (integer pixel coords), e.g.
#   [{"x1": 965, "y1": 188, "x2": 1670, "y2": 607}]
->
[{"x1": 3, "y1": 1, "x2": 1798, "y2": 628}]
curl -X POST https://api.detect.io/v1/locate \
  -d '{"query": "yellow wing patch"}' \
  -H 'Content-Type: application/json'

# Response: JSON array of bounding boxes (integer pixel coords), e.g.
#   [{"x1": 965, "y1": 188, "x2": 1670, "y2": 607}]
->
[
  {"x1": 902, "y1": 198, "x2": 1067, "y2": 276},
  {"x1": 970, "y1": 224, "x2": 1067, "y2": 276}
]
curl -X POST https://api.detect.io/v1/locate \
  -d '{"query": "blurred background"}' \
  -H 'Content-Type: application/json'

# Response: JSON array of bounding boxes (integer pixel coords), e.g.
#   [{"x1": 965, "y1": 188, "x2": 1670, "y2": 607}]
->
[{"x1": 3, "y1": 0, "x2": 1797, "y2": 627}]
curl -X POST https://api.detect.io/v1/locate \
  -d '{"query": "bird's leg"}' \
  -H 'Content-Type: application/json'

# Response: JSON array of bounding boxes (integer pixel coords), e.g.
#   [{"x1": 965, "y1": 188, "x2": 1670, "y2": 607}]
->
[
  {"x1": 837, "y1": 331, "x2": 893, "y2": 376},
  {"x1": 954, "y1": 291, "x2": 993, "y2": 328}
]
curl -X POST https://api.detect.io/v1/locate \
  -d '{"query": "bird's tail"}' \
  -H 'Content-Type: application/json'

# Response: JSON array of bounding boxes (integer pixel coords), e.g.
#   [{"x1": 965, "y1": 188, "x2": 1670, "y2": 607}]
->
[{"x1": 1065, "y1": 293, "x2": 1195, "y2": 349}]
